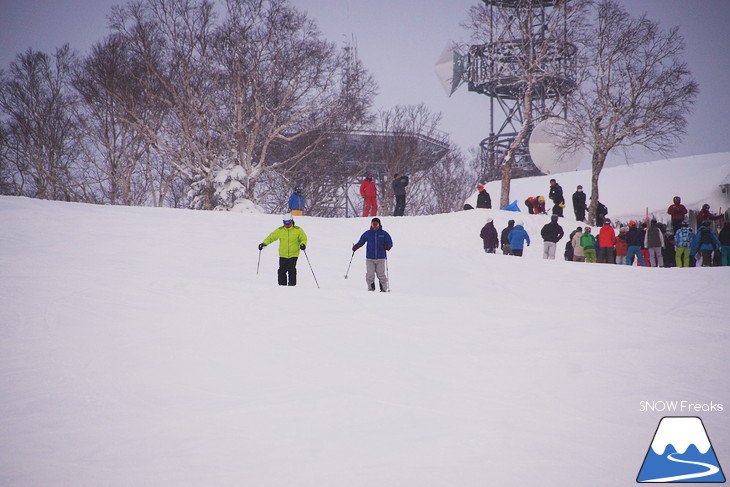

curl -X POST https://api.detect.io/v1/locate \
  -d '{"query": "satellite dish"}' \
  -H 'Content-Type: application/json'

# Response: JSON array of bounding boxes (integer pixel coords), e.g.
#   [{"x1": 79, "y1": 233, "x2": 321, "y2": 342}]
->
[
  {"x1": 434, "y1": 41, "x2": 465, "y2": 97},
  {"x1": 528, "y1": 118, "x2": 584, "y2": 174}
]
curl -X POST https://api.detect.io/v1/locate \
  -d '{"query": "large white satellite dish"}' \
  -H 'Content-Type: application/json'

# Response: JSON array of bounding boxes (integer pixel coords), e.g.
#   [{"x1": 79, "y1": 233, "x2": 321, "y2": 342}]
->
[
  {"x1": 528, "y1": 118, "x2": 585, "y2": 174},
  {"x1": 434, "y1": 41, "x2": 465, "y2": 97}
]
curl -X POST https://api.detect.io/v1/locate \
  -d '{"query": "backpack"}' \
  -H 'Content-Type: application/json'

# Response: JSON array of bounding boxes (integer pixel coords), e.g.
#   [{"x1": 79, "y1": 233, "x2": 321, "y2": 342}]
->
[{"x1": 700, "y1": 228, "x2": 713, "y2": 245}]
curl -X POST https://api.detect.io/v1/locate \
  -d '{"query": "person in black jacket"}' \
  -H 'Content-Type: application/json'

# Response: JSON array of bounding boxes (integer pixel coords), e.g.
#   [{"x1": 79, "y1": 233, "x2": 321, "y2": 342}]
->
[
  {"x1": 392, "y1": 173, "x2": 409, "y2": 216},
  {"x1": 476, "y1": 184, "x2": 492, "y2": 209},
  {"x1": 500, "y1": 219, "x2": 515, "y2": 255},
  {"x1": 625, "y1": 221, "x2": 646, "y2": 266},
  {"x1": 549, "y1": 179, "x2": 565, "y2": 217},
  {"x1": 480, "y1": 217, "x2": 499, "y2": 253},
  {"x1": 572, "y1": 185, "x2": 587, "y2": 222},
  {"x1": 719, "y1": 220, "x2": 730, "y2": 266},
  {"x1": 540, "y1": 214, "x2": 564, "y2": 260},
  {"x1": 595, "y1": 201, "x2": 608, "y2": 226}
]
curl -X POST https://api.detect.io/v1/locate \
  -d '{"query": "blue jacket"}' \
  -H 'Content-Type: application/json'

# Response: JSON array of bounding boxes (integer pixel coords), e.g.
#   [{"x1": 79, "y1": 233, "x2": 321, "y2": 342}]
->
[
  {"x1": 507, "y1": 225, "x2": 530, "y2": 250},
  {"x1": 674, "y1": 226, "x2": 694, "y2": 248},
  {"x1": 690, "y1": 225, "x2": 721, "y2": 255},
  {"x1": 288, "y1": 193, "x2": 304, "y2": 211},
  {"x1": 356, "y1": 227, "x2": 393, "y2": 259}
]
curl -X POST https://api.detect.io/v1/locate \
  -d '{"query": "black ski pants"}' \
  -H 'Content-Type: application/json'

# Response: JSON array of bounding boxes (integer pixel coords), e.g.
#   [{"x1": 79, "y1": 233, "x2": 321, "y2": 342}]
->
[
  {"x1": 278, "y1": 257, "x2": 298, "y2": 286},
  {"x1": 394, "y1": 195, "x2": 406, "y2": 216}
]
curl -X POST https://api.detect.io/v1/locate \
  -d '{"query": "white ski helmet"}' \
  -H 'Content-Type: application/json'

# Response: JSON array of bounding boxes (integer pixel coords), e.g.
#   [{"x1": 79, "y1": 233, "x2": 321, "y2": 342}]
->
[{"x1": 282, "y1": 213, "x2": 293, "y2": 223}]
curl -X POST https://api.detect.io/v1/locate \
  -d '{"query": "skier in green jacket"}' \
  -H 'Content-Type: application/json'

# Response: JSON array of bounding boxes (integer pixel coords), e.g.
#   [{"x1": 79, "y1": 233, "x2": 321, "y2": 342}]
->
[{"x1": 259, "y1": 213, "x2": 308, "y2": 286}]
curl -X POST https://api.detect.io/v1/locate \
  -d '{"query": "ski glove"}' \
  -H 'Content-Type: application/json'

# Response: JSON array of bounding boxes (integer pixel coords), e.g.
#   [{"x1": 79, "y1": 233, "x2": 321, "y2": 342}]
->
[
  {"x1": 258, "y1": 243, "x2": 266, "y2": 251},
  {"x1": 383, "y1": 245, "x2": 391, "y2": 251},
  {"x1": 352, "y1": 244, "x2": 360, "y2": 252},
  {"x1": 300, "y1": 244, "x2": 306, "y2": 250}
]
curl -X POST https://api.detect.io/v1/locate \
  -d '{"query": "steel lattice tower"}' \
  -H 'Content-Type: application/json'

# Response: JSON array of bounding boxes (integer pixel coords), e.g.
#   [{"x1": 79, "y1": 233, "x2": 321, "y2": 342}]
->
[{"x1": 463, "y1": 0, "x2": 577, "y2": 181}]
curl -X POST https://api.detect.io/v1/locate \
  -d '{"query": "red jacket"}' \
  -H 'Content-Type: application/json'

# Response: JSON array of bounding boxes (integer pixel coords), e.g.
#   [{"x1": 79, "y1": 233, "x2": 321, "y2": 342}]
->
[
  {"x1": 360, "y1": 178, "x2": 377, "y2": 198},
  {"x1": 598, "y1": 224, "x2": 616, "y2": 248},
  {"x1": 697, "y1": 209, "x2": 721, "y2": 223},
  {"x1": 615, "y1": 234, "x2": 628, "y2": 256},
  {"x1": 667, "y1": 203, "x2": 687, "y2": 221}
]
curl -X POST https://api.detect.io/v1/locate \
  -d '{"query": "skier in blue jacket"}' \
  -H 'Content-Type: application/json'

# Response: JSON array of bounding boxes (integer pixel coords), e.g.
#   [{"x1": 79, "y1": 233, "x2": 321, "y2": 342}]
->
[
  {"x1": 507, "y1": 221, "x2": 531, "y2": 257},
  {"x1": 288, "y1": 185, "x2": 305, "y2": 216},
  {"x1": 352, "y1": 217, "x2": 393, "y2": 291}
]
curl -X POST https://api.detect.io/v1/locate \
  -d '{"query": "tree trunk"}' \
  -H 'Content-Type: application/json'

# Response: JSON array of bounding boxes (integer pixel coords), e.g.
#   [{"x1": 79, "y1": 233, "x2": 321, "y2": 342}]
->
[{"x1": 588, "y1": 149, "x2": 607, "y2": 224}]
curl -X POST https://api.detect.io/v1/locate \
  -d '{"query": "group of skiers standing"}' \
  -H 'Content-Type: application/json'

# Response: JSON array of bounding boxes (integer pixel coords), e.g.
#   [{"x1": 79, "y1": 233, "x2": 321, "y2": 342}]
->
[{"x1": 478, "y1": 193, "x2": 730, "y2": 267}]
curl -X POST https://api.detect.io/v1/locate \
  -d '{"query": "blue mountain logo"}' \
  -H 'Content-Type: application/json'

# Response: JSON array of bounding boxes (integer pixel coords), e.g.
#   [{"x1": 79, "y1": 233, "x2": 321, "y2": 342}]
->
[{"x1": 637, "y1": 416, "x2": 725, "y2": 483}]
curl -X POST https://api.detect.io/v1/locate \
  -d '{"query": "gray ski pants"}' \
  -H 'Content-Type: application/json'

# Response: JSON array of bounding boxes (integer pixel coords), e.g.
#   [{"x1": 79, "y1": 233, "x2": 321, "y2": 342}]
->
[{"x1": 366, "y1": 258, "x2": 388, "y2": 291}]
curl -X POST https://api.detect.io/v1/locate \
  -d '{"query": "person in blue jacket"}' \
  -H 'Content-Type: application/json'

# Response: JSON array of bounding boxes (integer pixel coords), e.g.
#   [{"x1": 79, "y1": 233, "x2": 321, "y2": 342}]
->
[
  {"x1": 352, "y1": 217, "x2": 393, "y2": 291},
  {"x1": 288, "y1": 185, "x2": 305, "y2": 216},
  {"x1": 507, "y1": 221, "x2": 531, "y2": 257},
  {"x1": 690, "y1": 221, "x2": 722, "y2": 267}
]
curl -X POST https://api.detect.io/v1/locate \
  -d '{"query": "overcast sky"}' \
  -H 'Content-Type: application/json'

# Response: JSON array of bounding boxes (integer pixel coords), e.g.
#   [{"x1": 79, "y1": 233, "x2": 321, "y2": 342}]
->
[{"x1": 2, "y1": 0, "x2": 728, "y2": 166}]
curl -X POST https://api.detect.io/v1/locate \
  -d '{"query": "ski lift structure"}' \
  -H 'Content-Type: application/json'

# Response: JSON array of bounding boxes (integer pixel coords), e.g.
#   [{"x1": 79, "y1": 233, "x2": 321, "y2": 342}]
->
[
  {"x1": 270, "y1": 129, "x2": 449, "y2": 217},
  {"x1": 436, "y1": 0, "x2": 578, "y2": 181}
]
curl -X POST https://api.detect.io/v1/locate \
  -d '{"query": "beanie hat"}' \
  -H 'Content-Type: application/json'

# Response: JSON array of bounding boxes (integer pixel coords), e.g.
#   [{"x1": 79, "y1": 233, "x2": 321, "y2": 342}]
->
[
  {"x1": 551, "y1": 215, "x2": 559, "y2": 222},
  {"x1": 371, "y1": 217, "x2": 381, "y2": 225}
]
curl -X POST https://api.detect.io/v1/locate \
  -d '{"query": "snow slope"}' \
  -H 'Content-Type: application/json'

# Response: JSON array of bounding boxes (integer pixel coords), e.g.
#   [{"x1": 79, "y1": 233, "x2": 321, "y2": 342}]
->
[{"x1": 1, "y1": 155, "x2": 729, "y2": 487}]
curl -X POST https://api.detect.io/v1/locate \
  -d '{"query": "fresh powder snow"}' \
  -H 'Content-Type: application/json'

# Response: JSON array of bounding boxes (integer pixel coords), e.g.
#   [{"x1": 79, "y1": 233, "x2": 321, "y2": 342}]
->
[{"x1": 1, "y1": 154, "x2": 728, "y2": 487}]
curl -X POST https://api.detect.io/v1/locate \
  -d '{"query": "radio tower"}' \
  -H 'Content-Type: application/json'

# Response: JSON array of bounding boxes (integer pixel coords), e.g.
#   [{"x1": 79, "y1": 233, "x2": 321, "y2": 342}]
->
[{"x1": 449, "y1": 0, "x2": 578, "y2": 181}]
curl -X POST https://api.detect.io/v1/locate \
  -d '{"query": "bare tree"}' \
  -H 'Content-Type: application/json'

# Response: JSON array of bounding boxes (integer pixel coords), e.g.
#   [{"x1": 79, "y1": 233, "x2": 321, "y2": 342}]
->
[
  {"x1": 563, "y1": 0, "x2": 698, "y2": 223},
  {"x1": 463, "y1": 0, "x2": 587, "y2": 207},
  {"x1": 0, "y1": 46, "x2": 84, "y2": 200},
  {"x1": 369, "y1": 104, "x2": 449, "y2": 215},
  {"x1": 73, "y1": 34, "x2": 169, "y2": 206},
  {"x1": 212, "y1": 0, "x2": 375, "y2": 207},
  {"x1": 421, "y1": 146, "x2": 478, "y2": 214}
]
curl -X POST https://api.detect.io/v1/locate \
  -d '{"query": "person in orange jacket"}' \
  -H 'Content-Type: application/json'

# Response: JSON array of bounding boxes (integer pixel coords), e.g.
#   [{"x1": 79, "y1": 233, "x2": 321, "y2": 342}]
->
[
  {"x1": 360, "y1": 174, "x2": 377, "y2": 217},
  {"x1": 597, "y1": 218, "x2": 616, "y2": 264}
]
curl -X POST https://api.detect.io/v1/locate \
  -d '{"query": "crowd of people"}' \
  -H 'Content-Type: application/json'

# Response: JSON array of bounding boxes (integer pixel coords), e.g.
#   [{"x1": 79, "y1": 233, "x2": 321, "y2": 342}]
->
[{"x1": 476, "y1": 180, "x2": 730, "y2": 267}]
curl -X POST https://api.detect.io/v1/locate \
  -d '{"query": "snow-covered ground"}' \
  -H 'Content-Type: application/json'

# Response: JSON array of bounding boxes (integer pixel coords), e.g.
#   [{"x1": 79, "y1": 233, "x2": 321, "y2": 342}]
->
[{"x1": 1, "y1": 154, "x2": 729, "y2": 487}]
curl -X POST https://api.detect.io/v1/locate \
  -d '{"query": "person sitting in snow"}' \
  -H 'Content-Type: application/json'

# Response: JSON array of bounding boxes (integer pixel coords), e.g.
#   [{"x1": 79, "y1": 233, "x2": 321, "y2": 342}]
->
[
  {"x1": 480, "y1": 217, "x2": 499, "y2": 253},
  {"x1": 507, "y1": 221, "x2": 530, "y2": 257},
  {"x1": 352, "y1": 217, "x2": 393, "y2": 291},
  {"x1": 258, "y1": 213, "x2": 308, "y2": 286}
]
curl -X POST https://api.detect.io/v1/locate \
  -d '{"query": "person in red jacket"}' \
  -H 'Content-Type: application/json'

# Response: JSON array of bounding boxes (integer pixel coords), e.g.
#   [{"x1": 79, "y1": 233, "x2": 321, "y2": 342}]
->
[
  {"x1": 667, "y1": 196, "x2": 688, "y2": 233},
  {"x1": 697, "y1": 204, "x2": 722, "y2": 227},
  {"x1": 597, "y1": 218, "x2": 616, "y2": 264},
  {"x1": 360, "y1": 174, "x2": 378, "y2": 217}
]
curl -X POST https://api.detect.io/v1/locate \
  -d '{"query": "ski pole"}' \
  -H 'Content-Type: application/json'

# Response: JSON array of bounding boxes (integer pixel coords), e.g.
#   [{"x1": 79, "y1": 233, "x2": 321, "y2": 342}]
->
[
  {"x1": 385, "y1": 257, "x2": 391, "y2": 292},
  {"x1": 256, "y1": 249, "x2": 262, "y2": 275},
  {"x1": 302, "y1": 248, "x2": 320, "y2": 289},
  {"x1": 344, "y1": 247, "x2": 355, "y2": 279}
]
